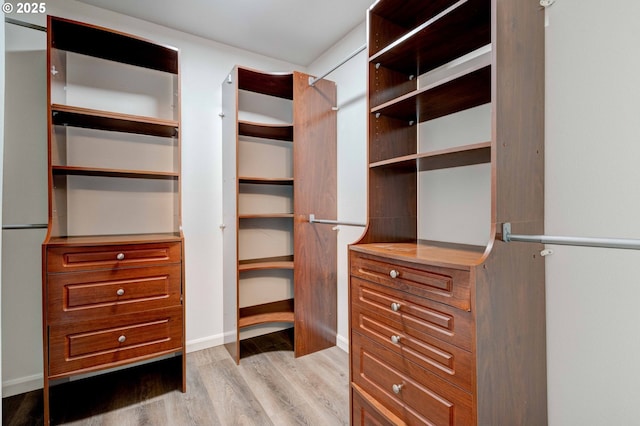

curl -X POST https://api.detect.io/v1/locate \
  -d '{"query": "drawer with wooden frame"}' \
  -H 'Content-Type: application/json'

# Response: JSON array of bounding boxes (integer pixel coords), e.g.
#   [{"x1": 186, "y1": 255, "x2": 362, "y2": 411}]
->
[
  {"x1": 351, "y1": 276, "x2": 474, "y2": 392},
  {"x1": 351, "y1": 331, "x2": 474, "y2": 426},
  {"x1": 47, "y1": 306, "x2": 183, "y2": 377},
  {"x1": 46, "y1": 241, "x2": 182, "y2": 273}
]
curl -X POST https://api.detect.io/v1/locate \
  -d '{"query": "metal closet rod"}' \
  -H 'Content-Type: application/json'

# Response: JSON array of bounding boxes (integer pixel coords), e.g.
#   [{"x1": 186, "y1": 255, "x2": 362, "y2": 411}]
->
[
  {"x1": 501, "y1": 222, "x2": 640, "y2": 250},
  {"x1": 308, "y1": 214, "x2": 365, "y2": 227},
  {"x1": 5, "y1": 17, "x2": 47, "y2": 32},
  {"x1": 309, "y1": 44, "x2": 367, "y2": 86}
]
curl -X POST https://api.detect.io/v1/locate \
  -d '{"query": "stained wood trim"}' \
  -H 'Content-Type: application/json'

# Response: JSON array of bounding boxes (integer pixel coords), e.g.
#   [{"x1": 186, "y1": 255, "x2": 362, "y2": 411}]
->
[
  {"x1": 238, "y1": 121, "x2": 293, "y2": 141},
  {"x1": 239, "y1": 255, "x2": 294, "y2": 271}
]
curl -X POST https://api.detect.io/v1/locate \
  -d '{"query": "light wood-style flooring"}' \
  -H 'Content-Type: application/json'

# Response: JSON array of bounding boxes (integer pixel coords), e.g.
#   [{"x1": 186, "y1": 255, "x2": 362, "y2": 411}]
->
[{"x1": 2, "y1": 330, "x2": 349, "y2": 425}]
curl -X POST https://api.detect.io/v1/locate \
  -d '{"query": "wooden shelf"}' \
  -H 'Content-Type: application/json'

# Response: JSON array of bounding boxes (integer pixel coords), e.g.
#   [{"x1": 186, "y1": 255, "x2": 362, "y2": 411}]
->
[
  {"x1": 372, "y1": 64, "x2": 490, "y2": 122},
  {"x1": 52, "y1": 165, "x2": 179, "y2": 180},
  {"x1": 370, "y1": 142, "x2": 491, "y2": 171},
  {"x1": 50, "y1": 16, "x2": 178, "y2": 74},
  {"x1": 370, "y1": 0, "x2": 490, "y2": 76},
  {"x1": 239, "y1": 121, "x2": 293, "y2": 141},
  {"x1": 238, "y1": 177, "x2": 294, "y2": 185},
  {"x1": 45, "y1": 233, "x2": 183, "y2": 247},
  {"x1": 238, "y1": 299, "x2": 295, "y2": 328},
  {"x1": 239, "y1": 255, "x2": 294, "y2": 272},
  {"x1": 237, "y1": 67, "x2": 293, "y2": 100},
  {"x1": 239, "y1": 213, "x2": 294, "y2": 219},
  {"x1": 51, "y1": 104, "x2": 178, "y2": 138}
]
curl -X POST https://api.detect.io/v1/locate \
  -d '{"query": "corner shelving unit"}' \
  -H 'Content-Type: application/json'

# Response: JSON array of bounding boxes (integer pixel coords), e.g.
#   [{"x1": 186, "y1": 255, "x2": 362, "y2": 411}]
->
[{"x1": 222, "y1": 66, "x2": 337, "y2": 363}]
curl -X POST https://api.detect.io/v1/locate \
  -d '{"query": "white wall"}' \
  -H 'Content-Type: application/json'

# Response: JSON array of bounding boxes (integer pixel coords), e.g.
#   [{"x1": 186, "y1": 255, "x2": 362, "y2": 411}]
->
[{"x1": 545, "y1": 1, "x2": 640, "y2": 424}]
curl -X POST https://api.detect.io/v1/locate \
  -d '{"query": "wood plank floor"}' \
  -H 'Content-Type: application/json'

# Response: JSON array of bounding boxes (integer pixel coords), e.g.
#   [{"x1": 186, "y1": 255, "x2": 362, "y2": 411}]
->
[{"x1": 2, "y1": 330, "x2": 350, "y2": 425}]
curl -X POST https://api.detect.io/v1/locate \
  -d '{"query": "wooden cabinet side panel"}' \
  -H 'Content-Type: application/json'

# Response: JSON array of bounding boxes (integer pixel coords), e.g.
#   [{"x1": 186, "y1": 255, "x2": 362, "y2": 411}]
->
[
  {"x1": 475, "y1": 238, "x2": 547, "y2": 425},
  {"x1": 292, "y1": 72, "x2": 337, "y2": 355}
]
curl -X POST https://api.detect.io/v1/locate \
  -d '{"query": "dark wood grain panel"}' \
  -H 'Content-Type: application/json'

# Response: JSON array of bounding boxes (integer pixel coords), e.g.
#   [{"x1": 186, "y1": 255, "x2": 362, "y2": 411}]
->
[
  {"x1": 238, "y1": 299, "x2": 295, "y2": 328},
  {"x1": 292, "y1": 71, "x2": 337, "y2": 356},
  {"x1": 51, "y1": 165, "x2": 179, "y2": 180},
  {"x1": 238, "y1": 66, "x2": 293, "y2": 99},
  {"x1": 238, "y1": 121, "x2": 293, "y2": 141}
]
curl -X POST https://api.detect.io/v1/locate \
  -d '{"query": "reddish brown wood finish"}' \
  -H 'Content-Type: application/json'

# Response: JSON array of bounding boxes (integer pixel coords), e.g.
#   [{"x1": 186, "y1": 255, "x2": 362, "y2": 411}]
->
[
  {"x1": 293, "y1": 71, "x2": 338, "y2": 356},
  {"x1": 350, "y1": 0, "x2": 546, "y2": 424},
  {"x1": 223, "y1": 67, "x2": 337, "y2": 363},
  {"x1": 43, "y1": 16, "x2": 185, "y2": 425}
]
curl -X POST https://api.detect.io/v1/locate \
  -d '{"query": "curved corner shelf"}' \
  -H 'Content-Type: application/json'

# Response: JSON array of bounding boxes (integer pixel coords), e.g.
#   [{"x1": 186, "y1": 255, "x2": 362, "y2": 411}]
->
[
  {"x1": 239, "y1": 255, "x2": 295, "y2": 272},
  {"x1": 239, "y1": 121, "x2": 293, "y2": 141},
  {"x1": 238, "y1": 299, "x2": 295, "y2": 328},
  {"x1": 237, "y1": 67, "x2": 293, "y2": 100},
  {"x1": 239, "y1": 213, "x2": 294, "y2": 219},
  {"x1": 238, "y1": 177, "x2": 294, "y2": 185},
  {"x1": 52, "y1": 104, "x2": 179, "y2": 138}
]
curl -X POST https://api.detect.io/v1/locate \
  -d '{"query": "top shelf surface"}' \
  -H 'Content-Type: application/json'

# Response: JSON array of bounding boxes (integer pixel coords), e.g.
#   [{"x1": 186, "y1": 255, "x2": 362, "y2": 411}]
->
[
  {"x1": 351, "y1": 241, "x2": 486, "y2": 270},
  {"x1": 370, "y1": 0, "x2": 490, "y2": 76},
  {"x1": 237, "y1": 67, "x2": 293, "y2": 100},
  {"x1": 49, "y1": 16, "x2": 178, "y2": 74}
]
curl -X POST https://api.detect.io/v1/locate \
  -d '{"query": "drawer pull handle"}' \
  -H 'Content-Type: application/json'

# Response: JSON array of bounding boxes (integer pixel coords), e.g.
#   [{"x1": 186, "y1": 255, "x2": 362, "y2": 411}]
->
[
  {"x1": 390, "y1": 335, "x2": 401, "y2": 344},
  {"x1": 118, "y1": 335, "x2": 126, "y2": 343},
  {"x1": 390, "y1": 302, "x2": 401, "y2": 312},
  {"x1": 392, "y1": 383, "x2": 403, "y2": 394},
  {"x1": 116, "y1": 253, "x2": 125, "y2": 260},
  {"x1": 116, "y1": 289, "x2": 125, "y2": 296},
  {"x1": 389, "y1": 269, "x2": 399, "y2": 278}
]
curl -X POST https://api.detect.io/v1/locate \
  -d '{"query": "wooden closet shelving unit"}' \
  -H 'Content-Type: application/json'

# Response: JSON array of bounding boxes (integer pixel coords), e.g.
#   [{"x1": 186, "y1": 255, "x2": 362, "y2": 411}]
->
[
  {"x1": 42, "y1": 16, "x2": 185, "y2": 425},
  {"x1": 222, "y1": 66, "x2": 337, "y2": 363},
  {"x1": 349, "y1": 0, "x2": 546, "y2": 424}
]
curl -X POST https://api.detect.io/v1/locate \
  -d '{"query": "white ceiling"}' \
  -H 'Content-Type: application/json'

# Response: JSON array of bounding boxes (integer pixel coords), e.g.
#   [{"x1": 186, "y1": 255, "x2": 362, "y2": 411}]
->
[{"x1": 75, "y1": 0, "x2": 374, "y2": 66}]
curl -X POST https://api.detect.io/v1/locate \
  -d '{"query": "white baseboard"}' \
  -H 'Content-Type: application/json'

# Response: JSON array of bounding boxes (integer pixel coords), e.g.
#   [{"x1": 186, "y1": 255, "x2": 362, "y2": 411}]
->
[
  {"x1": 2, "y1": 373, "x2": 43, "y2": 398},
  {"x1": 336, "y1": 333, "x2": 349, "y2": 353}
]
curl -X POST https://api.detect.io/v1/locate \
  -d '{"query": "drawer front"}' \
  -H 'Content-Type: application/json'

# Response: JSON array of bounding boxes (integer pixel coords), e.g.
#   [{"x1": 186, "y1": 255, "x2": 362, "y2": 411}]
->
[
  {"x1": 352, "y1": 278, "x2": 473, "y2": 392},
  {"x1": 352, "y1": 385, "x2": 397, "y2": 426},
  {"x1": 47, "y1": 241, "x2": 182, "y2": 273},
  {"x1": 48, "y1": 307, "x2": 183, "y2": 377},
  {"x1": 351, "y1": 251, "x2": 470, "y2": 311},
  {"x1": 351, "y1": 276, "x2": 473, "y2": 352},
  {"x1": 47, "y1": 265, "x2": 182, "y2": 324},
  {"x1": 352, "y1": 332, "x2": 473, "y2": 426}
]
